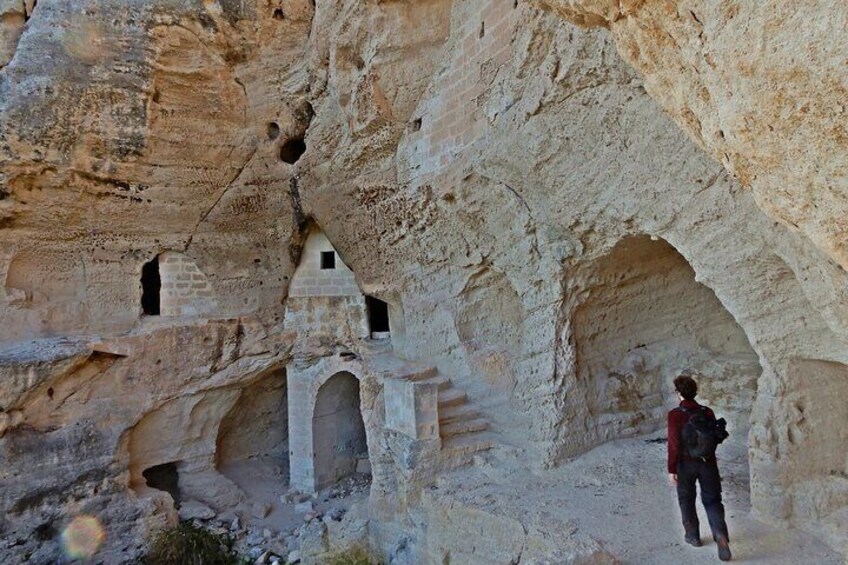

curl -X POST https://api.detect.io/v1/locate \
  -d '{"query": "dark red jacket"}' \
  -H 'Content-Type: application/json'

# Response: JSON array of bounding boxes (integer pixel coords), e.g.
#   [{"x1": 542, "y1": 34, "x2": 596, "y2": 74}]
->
[{"x1": 667, "y1": 399, "x2": 716, "y2": 474}]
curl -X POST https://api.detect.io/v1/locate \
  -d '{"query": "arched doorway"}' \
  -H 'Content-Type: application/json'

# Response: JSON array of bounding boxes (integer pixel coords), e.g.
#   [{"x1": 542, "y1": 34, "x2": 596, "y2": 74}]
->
[{"x1": 312, "y1": 372, "x2": 368, "y2": 490}]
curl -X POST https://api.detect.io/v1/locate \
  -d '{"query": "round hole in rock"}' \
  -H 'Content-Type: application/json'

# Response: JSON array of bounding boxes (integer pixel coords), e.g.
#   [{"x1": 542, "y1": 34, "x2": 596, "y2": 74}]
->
[
  {"x1": 279, "y1": 138, "x2": 307, "y2": 164},
  {"x1": 267, "y1": 122, "x2": 280, "y2": 140},
  {"x1": 273, "y1": 8, "x2": 284, "y2": 19}
]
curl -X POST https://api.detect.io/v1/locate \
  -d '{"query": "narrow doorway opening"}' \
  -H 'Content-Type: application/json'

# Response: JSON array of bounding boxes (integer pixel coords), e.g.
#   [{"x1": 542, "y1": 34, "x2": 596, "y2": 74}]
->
[
  {"x1": 141, "y1": 257, "x2": 161, "y2": 316},
  {"x1": 313, "y1": 372, "x2": 369, "y2": 490},
  {"x1": 365, "y1": 296, "x2": 390, "y2": 339}
]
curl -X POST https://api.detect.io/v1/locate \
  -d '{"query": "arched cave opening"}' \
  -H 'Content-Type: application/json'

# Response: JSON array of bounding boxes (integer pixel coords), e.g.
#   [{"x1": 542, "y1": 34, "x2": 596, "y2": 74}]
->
[
  {"x1": 563, "y1": 235, "x2": 761, "y2": 493},
  {"x1": 366, "y1": 296, "x2": 390, "y2": 339},
  {"x1": 216, "y1": 370, "x2": 289, "y2": 494},
  {"x1": 142, "y1": 462, "x2": 181, "y2": 506},
  {"x1": 140, "y1": 256, "x2": 161, "y2": 316},
  {"x1": 313, "y1": 372, "x2": 370, "y2": 491},
  {"x1": 279, "y1": 137, "x2": 306, "y2": 164}
]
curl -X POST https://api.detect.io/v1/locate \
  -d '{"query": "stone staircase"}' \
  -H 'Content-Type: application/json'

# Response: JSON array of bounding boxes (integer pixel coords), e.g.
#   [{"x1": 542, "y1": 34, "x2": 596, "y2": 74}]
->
[{"x1": 402, "y1": 367, "x2": 495, "y2": 465}]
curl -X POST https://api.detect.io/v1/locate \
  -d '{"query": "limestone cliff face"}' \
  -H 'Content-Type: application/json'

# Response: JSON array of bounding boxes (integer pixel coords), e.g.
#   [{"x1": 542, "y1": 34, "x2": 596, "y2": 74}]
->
[
  {"x1": 1, "y1": 0, "x2": 847, "y2": 562},
  {"x1": 534, "y1": 0, "x2": 848, "y2": 272}
]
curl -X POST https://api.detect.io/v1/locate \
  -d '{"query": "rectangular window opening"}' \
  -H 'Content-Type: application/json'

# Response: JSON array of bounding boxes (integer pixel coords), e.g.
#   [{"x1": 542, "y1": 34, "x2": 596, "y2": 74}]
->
[{"x1": 320, "y1": 251, "x2": 336, "y2": 270}]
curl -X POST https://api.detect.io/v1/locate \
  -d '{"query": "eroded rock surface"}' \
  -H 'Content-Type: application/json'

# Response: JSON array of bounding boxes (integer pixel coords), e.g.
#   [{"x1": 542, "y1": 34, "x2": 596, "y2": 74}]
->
[
  {"x1": 1, "y1": 0, "x2": 847, "y2": 563},
  {"x1": 534, "y1": 0, "x2": 848, "y2": 271}
]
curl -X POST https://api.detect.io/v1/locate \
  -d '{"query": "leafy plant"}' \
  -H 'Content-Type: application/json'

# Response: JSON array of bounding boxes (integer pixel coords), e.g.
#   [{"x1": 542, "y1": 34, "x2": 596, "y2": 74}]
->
[{"x1": 145, "y1": 522, "x2": 243, "y2": 565}]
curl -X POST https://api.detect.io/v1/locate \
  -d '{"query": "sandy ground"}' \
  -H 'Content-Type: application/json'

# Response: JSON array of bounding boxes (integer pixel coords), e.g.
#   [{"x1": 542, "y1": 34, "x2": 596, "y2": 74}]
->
[{"x1": 440, "y1": 432, "x2": 846, "y2": 564}]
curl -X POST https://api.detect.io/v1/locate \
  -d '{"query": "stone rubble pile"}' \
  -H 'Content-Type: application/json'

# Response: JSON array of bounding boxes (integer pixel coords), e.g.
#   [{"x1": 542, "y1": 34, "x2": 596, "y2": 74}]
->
[{"x1": 180, "y1": 475, "x2": 373, "y2": 565}]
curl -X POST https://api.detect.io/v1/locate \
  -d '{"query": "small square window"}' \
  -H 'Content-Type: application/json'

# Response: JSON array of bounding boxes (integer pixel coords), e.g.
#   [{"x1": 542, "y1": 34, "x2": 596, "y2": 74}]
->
[{"x1": 320, "y1": 251, "x2": 336, "y2": 270}]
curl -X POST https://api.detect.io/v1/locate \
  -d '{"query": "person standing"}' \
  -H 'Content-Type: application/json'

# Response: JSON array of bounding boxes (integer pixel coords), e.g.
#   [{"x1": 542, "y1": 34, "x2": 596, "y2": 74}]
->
[{"x1": 668, "y1": 374, "x2": 732, "y2": 561}]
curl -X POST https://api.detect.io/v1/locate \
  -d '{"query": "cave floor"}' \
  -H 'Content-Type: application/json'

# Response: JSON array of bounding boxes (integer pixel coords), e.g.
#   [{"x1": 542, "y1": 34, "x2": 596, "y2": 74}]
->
[{"x1": 435, "y1": 432, "x2": 845, "y2": 564}]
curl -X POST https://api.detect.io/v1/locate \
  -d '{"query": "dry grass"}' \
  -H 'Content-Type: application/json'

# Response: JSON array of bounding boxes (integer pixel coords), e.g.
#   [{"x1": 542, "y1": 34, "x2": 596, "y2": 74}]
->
[
  {"x1": 145, "y1": 522, "x2": 244, "y2": 565},
  {"x1": 325, "y1": 545, "x2": 384, "y2": 565}
]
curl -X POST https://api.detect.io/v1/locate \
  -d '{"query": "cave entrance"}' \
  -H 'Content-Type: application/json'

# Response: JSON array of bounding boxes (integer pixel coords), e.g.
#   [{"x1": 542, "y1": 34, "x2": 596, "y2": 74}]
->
[
  {"x1": 313, "y1": 372, "x2": 369, "y2": 491},
  {"x1": 141, "y1": 256, "x2": 161, "y2": 316},
  {"x1": 216, "y1": 370, "x2": 289, "y2": 497},
  {"x1": 142, "y1": 462, "x2": 181, "y2": 506},
  {"x1": 366, "y1": 296, "x2": 390, "y2": 339},
  {"x1": 564, "y1": 235, "x2": 762, "y2": 494}
]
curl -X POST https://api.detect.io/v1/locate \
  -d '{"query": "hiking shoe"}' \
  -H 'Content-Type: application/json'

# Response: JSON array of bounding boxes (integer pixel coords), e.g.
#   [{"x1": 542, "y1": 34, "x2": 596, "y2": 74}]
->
[
  {"x1": 717, "y1": 538, "x2": 732, "y2": 561},
  {"x1": 684, "y1": 533, "x2": 702, "y2": 547}
]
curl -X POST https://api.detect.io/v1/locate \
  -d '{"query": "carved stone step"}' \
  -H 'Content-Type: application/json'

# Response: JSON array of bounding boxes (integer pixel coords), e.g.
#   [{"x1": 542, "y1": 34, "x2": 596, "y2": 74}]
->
[
  {"x1": 399, "y1": 366, "x2": 439, "y2": 382},
  {"x1": 440, "y1": 418, "x2": 489, "y2": 438},
  {"x1": 437, "y1": 388, "x2": 468, "y2": 409},
  {"x1": 441, "y1": 431, "x2": 495, "y2": 457},
  {"x1": 439, "y1": 404, "x2": 481, "y2": 425},
  {"x1": 411, "y1": 375, "x2": 451, "y2": 391}
]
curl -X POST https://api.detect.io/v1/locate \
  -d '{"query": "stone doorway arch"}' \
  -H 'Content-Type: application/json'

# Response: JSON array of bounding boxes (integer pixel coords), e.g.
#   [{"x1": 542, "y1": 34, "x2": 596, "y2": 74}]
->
[
  {"x1": 312, "y1": 372, "x2": 368, "y2": 491},
  {"x1": 288, "y1": 364, "x2": 371, "y2": 493}
]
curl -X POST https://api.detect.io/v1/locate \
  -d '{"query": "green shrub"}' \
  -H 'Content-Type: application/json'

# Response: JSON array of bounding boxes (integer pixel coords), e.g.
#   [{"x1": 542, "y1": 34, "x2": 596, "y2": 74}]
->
[
  {"x1": 145, "y1": 522, "x2": 243, "y2": 565},
  {"x1": 325, "y1": 545, "x2": 383, "y2": 565}
]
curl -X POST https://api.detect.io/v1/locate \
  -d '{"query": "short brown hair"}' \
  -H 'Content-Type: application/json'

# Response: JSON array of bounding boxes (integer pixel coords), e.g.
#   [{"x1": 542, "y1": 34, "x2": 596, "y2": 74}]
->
[{"x1": 674, "y1": 375, "x2": 698, "y2": 400}]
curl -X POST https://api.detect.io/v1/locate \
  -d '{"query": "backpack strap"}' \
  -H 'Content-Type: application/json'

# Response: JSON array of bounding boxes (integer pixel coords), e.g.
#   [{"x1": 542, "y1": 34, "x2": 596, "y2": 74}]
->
[{"x1": 676, "y1": 405, "x2": 708, "y2": 416}]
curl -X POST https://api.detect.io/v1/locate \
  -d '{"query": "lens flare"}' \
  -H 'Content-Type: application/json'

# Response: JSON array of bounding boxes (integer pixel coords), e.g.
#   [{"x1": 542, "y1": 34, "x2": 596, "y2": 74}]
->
[{"x1": 61, "y1": 515, "x2": 105, "y2": 559}]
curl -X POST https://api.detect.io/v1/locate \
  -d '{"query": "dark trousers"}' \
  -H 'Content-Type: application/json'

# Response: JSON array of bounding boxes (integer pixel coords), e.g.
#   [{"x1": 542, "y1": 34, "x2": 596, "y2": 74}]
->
[{"x1": 676, "y1": 458, "x2": 730, "y2": 541}]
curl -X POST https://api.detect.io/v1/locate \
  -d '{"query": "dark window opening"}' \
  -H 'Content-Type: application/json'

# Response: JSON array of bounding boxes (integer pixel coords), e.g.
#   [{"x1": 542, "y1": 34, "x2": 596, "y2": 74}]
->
[
  {"x1": 142, "y1": 462, "x2": 181, "y2": 506},
  {"x1": 141, "y1": 257, "x2": 161, "y2": 316},
  {"x1": 279, "y1": 137, "x2": 307, "y2": 164},
  {"x1": 411, "y1": 117, "x2": 422, "y2": 132},
  {"x1": 366, "y1": 296, "x2": 390, "y2": 335},
  {"x1": 273, "y1": 8, "x2": 284, "y2": 19},
  {"x1": 320, "y1": 251, "x2": 336, "y2": 270},
  {"x1": 267, "y1": 122, "x2": 280, "y2": 140}
]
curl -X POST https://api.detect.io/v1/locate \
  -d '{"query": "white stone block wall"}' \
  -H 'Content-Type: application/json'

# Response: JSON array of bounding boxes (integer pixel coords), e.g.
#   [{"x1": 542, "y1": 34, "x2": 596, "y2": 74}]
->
[
  {"x1": 384, "y1": 378, "x2": 440, "y2": 442},
  {"x1": 159, "y1": 251, "x2": 216, "y2": 317},
  {"x1": 288, "y1": 357, "x2": 372, "y2": 493},
  {"x1": 288, "y1": 229, "x2": 361, "y2": 298}
]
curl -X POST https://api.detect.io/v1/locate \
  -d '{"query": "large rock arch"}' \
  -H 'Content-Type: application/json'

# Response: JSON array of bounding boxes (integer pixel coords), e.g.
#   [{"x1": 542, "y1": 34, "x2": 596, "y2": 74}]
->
[{"x1": 558, "y1": 235, "x2": 762, "y2": 459}]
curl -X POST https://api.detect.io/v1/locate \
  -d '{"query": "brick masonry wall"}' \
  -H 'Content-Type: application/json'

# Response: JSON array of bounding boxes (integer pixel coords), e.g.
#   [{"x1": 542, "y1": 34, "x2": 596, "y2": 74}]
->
[
  {"x1": 404, "y1": 0, "x2": 520, "y2": 180},
  {"x1": 288, "y1": 229, "x2": 361, "y2": 297},
  {"x1": 159, "y1": 251, "x2": 216, "y2": 317}
]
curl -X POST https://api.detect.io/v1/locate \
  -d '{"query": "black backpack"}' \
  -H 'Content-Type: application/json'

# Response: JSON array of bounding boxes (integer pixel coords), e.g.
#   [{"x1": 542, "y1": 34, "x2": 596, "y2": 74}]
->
[{"x1": 678, "y1": 406, "x2": 729, "y2": 460}]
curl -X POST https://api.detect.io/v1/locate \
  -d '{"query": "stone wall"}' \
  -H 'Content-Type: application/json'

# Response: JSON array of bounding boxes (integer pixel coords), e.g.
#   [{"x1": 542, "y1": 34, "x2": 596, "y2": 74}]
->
[
  {"x1": 288, "y1": 229, "x2": 362, "y2": 298},
  {"x1": 158, "y1": 251, "x2": 216, "y2": 318}
]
